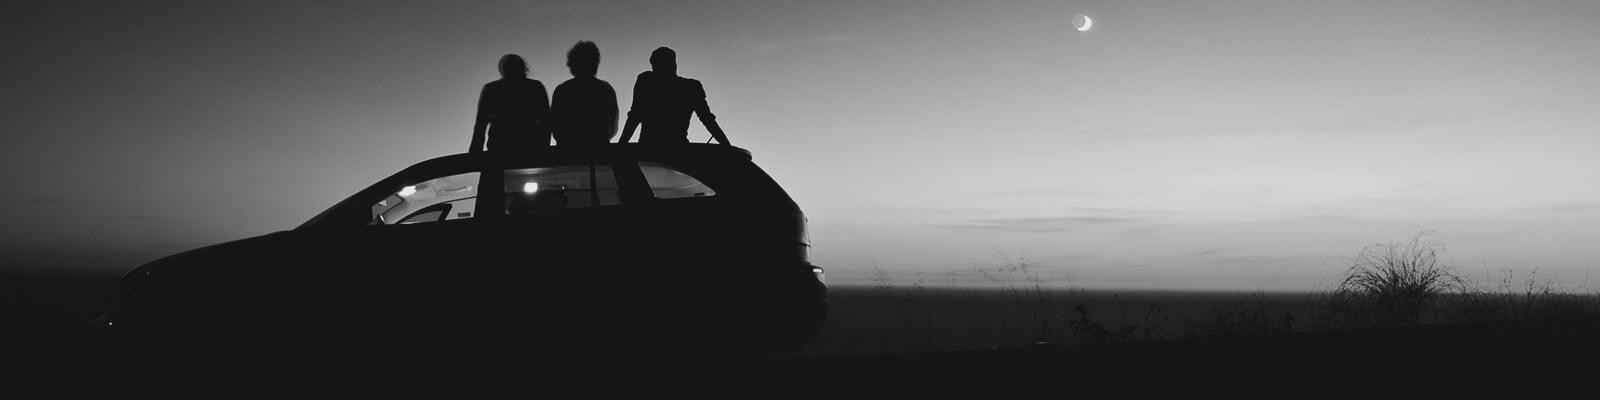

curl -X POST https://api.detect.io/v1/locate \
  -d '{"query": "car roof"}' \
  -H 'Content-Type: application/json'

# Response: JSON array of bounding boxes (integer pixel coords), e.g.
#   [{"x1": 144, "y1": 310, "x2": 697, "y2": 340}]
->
[
  {"x1": 402, "y1": 143, "x2": 754, "y2": 175},
  {"x1": 297, "y1": 144, "x2": 762, "y2": 230}
]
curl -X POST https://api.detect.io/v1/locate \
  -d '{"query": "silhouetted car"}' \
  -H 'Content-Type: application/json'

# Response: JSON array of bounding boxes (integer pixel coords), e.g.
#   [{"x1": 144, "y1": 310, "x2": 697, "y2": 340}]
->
[{"x1": 93, "y1": 144, "x2": 826, "y2": 367}]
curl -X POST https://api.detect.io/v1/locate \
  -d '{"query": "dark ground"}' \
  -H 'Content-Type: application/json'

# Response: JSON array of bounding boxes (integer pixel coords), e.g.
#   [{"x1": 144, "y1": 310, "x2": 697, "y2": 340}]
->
[
  {"x1": 1, "y1": 268, "x2": 118, "y2": 330},
  {"x1": 4, "y1": 269, "x2": 1594, "y2": 391}
]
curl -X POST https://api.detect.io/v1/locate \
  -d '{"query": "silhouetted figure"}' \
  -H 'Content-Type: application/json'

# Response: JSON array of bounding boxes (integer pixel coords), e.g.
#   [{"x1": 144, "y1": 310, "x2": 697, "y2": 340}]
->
[
  {"x1": 619, "y1": 47, "x2": 731, "y2": 146},
  {"x1": 548, "y1": 41, "x2": 618, "y2": 147},
  {"x1": 470, "y1": 54, "x2": 550, "y2": 152}
]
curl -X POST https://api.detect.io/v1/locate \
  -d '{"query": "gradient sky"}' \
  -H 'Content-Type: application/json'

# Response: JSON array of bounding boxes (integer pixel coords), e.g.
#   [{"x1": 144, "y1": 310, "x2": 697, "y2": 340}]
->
[{"x1": 4, "y1": 1, "x2": 1598, "y2": 291}]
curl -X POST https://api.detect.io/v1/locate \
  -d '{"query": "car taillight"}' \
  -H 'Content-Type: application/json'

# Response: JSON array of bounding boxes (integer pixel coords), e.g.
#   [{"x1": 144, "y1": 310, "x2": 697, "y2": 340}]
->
[{"x1": 800, "y1": 215, "x2": 811, "y2": 245}]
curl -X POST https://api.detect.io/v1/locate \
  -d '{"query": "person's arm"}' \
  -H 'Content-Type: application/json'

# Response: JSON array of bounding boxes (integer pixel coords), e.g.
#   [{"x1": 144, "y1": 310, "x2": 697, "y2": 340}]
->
[
  {"x1": 692, "y1": 81, "x2": 731, "y2": 146},
  {"x1": 469, "y1": 84, "x2": 490, "y2": 153},
  {"x1": 619, "y1": 116, "x2": 639, "y2": 144},
  {"x1": 533, "y1": 81, "x2": 551, "y2": 146},
  {"x1": 618, "y1": 74, "x2": 645, "y2": 143},
  {"x1": 546, "y1": 84, "x2": 565, "y2": 145},
  {"x1": 603, "y1": 81, "x2": 619, "y2": 141}
]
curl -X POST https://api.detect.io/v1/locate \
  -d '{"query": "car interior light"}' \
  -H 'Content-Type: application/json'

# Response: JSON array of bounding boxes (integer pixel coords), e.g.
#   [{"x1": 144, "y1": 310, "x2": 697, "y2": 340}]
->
[
  {"x1": 398, "y1": 185, "x2": 417, "y2": 197},
  {"x1": 523, "y1": 182, "x2": 539, "y2": 193}
]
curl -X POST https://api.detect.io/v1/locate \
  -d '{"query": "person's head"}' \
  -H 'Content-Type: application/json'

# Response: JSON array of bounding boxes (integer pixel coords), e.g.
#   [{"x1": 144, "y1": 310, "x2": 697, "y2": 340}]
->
[
  {"x1": 566, "y1": 41, "x2": 600, "y2": 77},
  {"x1": 498, "y1": 54, "x2": 528, "y2": 79},
  {"x1": 649, "y1": 46, "x2": 677, "y2": 75}
]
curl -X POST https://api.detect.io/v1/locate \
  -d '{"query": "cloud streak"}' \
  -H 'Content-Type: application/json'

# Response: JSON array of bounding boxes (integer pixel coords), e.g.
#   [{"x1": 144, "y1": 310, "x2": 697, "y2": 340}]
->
[
  {"x1": 126, "y1": 215, "x2": 163, "y2": 224},
  {"x1": 1074, "y1": 101, "x2": 1529, "y2": 143},
  {"x1": 937, "y1": 215, "x2": 1144, "y2": 233},
  {"x1": 1541, "y1": 203, "x2": 1600, "y2": 213},
  {"x1": 29, "y1": 196, "x2": 74, "y2": 207}
]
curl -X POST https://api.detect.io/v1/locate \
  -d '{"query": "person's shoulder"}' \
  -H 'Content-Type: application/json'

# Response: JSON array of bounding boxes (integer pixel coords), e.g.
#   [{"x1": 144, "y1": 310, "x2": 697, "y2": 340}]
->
[
  {"x1": 681, "y1": 77, "x2": 706, "y2": 94},
  {"x1": 501, "y1": 79, "x2": 543, "y2": 91},
  {"x1": 575, "y1": 77, "x2": 614, "y2": 91},
  {"x1": 638, "y1": 71, "x2": 674, "y2": 85}
]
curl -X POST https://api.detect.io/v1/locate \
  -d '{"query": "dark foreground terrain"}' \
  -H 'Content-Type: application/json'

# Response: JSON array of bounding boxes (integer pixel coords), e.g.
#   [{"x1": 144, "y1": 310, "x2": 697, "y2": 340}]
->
[
  {"x1": 5, "y1": 270, "x2": 1596, "y2": 391},
  {"x1": 10, "y1": 316, "x2": 1591, "y2": 393},
  {"x1": 781, "y1": 286, "x2": 1600, "y2": 384},
  {"x1": 790, "y1": 316, "x2": 1600, "y2": 366}
]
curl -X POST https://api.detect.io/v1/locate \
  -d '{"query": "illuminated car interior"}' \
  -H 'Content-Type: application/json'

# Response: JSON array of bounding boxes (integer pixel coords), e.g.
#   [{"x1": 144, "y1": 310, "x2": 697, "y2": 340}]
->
[
  {"x1": 504, "y1": 165, "x2": 620, "y2": 215},
  {"x1": 363, "y1": 162, "x2": 718, "y2": 224}
]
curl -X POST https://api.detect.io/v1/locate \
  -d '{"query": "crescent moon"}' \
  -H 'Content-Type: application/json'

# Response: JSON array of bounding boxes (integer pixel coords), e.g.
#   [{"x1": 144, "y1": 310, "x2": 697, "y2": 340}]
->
[{"x1": 1074, "y1": 14, "x2": 1093, "y2": 32}]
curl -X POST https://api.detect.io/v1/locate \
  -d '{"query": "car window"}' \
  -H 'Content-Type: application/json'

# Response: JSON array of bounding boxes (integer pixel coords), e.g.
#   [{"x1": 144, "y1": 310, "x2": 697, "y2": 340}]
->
[
  {"x1": 504, "y1": 164, "x2": 619, "y2": 215},
  {"x1": 639, "y1": 162, "x2": 716, "y2": 199},
  {"x1": 398, "y1": 209, "x2": 444, "y2": 224},
  {"x1": 369, "y1": 172, "x2": 480, "y2": 225}
]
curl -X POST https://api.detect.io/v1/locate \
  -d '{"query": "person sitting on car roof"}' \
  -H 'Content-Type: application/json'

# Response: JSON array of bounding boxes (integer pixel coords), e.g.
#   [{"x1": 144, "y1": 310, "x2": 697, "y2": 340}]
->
[
  {"x1": 548, "y1": 41, "x2": 619, "y2": 148},
  {"x1": 469, "y1": 54, "x2": 550, "y2": 152},
  {"x1": 618, "y1": 46, "x2": 731, "y2": 146}
]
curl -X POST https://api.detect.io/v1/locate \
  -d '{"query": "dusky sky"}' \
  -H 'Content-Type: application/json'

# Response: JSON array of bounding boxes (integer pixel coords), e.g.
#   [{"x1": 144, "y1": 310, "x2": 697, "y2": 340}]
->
[{"x1": 3, "y1": 0, "x2": 1598, "y2": 290}]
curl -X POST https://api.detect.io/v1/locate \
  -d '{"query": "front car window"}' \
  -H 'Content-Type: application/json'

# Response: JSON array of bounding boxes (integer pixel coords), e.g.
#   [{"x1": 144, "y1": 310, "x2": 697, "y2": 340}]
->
[
  {"x1": 368, "y1": 172, "x2": 480, "y2": 225},
  {"x1": 503, "y1": 164, "x2": 619, "y2": 215},
  {"x1": 397, "y1": 209, "x2": 445, "y2": 224}
]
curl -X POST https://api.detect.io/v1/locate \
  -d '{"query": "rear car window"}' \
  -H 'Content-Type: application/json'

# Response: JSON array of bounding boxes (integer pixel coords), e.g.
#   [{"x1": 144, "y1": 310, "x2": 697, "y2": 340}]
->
[{"x1": 640, "y1": 162, "x2": 716, "y2": 199}]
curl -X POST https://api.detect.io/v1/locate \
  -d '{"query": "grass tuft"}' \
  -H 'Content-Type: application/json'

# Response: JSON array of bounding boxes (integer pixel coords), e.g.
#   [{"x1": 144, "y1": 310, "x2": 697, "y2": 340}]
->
[{"x1": 1326, "y1": 231, "x2": 1466, "y2": 328}]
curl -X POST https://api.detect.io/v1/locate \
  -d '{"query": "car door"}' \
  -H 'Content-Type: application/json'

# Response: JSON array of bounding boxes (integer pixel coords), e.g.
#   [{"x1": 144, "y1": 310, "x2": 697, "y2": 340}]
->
[
  {"x1": 469, "y1": 152, "x2": 653, "y2": 342},
  {"x1": 279, "y1": 159, "x2": 499, "y2": 338}
]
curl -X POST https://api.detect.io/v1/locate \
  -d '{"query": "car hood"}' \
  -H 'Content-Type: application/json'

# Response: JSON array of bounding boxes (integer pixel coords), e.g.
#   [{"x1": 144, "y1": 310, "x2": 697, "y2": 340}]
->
[{"x1": 119, "y1": 231, "x2": 294, "y2": 280}]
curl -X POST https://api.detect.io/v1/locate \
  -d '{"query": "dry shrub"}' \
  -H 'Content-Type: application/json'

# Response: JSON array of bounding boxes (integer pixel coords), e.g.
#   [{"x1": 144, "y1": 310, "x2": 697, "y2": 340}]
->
[{"x1": 1328, "y1": 232, "x2": 1466, "y2": 328}]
